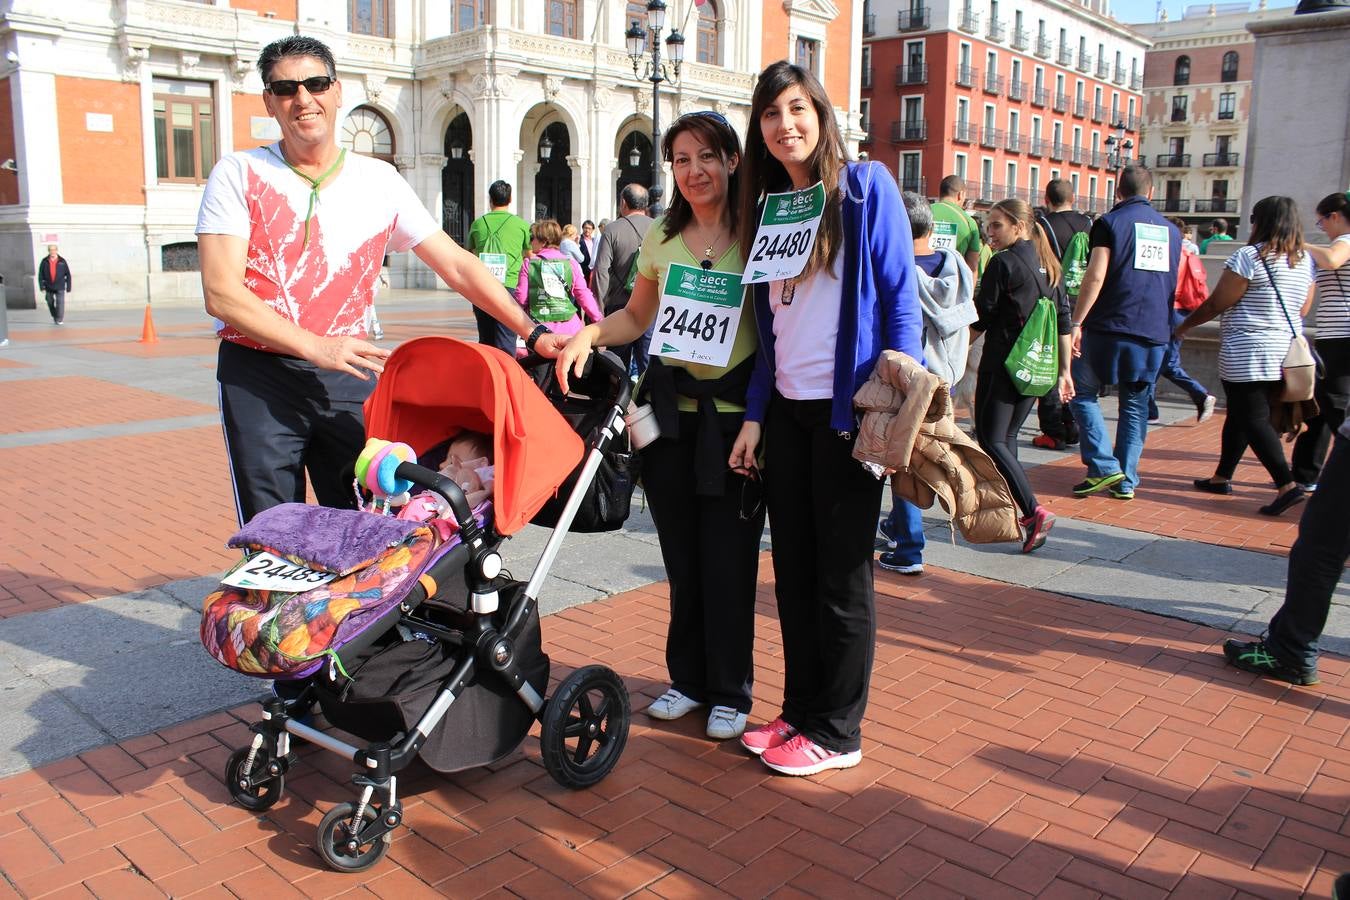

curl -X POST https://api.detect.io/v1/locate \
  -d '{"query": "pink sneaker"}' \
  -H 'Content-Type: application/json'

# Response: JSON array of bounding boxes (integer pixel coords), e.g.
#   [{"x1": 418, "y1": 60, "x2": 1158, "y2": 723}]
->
[
  {"x1": 739, "y1": 716, "x2": 798, "y2": 756},
  {"x1": 760, "y1": 733, "x2": 862, "y2": 776}
]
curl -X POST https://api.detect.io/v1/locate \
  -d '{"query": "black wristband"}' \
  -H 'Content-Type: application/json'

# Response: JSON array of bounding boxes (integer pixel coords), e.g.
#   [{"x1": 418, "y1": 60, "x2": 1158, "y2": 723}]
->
[{"x1": 525, "y1": 323, "x2": 549, "y2": 352}]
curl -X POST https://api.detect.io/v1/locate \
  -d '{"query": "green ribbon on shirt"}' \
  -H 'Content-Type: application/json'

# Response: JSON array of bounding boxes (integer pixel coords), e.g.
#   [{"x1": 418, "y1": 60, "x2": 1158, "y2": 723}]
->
[{"x1": 265, "y1": 145, "x2": 347, "y2": 249}]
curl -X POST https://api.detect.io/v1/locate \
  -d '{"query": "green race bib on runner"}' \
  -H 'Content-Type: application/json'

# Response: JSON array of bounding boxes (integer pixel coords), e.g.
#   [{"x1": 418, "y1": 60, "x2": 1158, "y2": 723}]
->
[
  {"x1": 478, "y1": 252, "x2": 509, "y2": 284},
  {"x1": 744, "y1": 181, "x2": 826, "y2": 284},
  {"x1": 1133, "y1": 223, "x2": 1170, "y2": 272},
  {"x1": 653, "y1": 263, "x2": 745, "y2": 367},
  {"x1": 930, "y1": 221, "x2": 959, "y2": 252}
]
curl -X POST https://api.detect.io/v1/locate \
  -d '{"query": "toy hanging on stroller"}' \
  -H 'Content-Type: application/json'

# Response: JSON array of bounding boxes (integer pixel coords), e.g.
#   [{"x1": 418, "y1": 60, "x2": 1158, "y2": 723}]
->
[{"x1": 200, "y1": 338, "x2": 634, "y2": 872}]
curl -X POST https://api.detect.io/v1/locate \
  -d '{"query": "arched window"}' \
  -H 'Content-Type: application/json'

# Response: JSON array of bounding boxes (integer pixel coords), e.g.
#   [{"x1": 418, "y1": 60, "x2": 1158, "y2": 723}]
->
[
  {"x1": 697, "y1": 0, "x2": 720, "y2": 66},
  {"x1": 341, "y1": 106, "x2": 394, "y2": 163},
  {"x1": 1221, "y1": 51, "x2": 1239, "y2": 83},
  {"x1": 1173, "y1": 55, "x2": 1190, "y2": 86}
]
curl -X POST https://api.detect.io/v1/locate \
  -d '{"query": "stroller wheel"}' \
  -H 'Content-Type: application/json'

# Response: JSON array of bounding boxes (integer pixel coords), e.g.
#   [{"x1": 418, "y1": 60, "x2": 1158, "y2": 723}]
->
[
  {"x1": 315, "y1": 801, "x2": 390, "y2": 872},
  {"x1": 225, "y1": 746, "x2": 284, "y2": 811},
  {"x1": 541, "y1": 665, "x2": 630, "y2": 789}
]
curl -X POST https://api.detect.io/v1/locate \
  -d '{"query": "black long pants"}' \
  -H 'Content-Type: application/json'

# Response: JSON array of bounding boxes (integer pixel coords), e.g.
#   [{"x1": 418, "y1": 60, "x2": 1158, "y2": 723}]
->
[
  {"x1": 764, "y1": 395, "x2": 883, "y2": 753},
  {"x1": 1265, "y1": 435, "x2": 1350, "y2": 674},
  {"x1": 473, "y1": 288, "x2": 519, "y2": 356},
  {"x1": 216, "y1": 340, "x2": 373, "y2": 525},
  {"x1": 641, "y1": 412, "x2": 766, "y2": 713},
  {"x1": 1291, "y1": 337, "x2": 1350, "y2": 486},
  {"x1": 974, "y1": 364, "x2": 1040, "y2": 517},
  {"x1": 44, "y1": 290, "x2": 65, "y2": 323},
  {"x1": 1215, "y1": 379, "x2": 1293, "y2": 485}
]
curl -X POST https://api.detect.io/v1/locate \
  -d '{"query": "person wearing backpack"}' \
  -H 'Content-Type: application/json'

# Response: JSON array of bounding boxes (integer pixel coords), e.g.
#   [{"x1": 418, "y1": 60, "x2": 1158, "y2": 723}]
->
[
  {"x1": 513, "y1": 219, "x2": 602, "y2": 339},
  {"x1": 1149, "y1": 218, "x2": 1217, "y2": 424},
  {"x1": 592, "y1": 184, "x2": 654, "y2": 369},
  {"x1": 467, "y1": 180, "x2": 532, "y2": 355},
  {"x1": 1031, "y1": 180, "x2": 1091, "y2": 450},
  {"x1": 971, "y1": 198, "x2": 1073, "y2": 553}
]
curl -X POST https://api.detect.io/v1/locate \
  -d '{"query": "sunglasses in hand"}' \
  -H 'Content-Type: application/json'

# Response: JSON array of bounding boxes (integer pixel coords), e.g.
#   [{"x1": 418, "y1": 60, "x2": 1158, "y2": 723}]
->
[{"x1": 266, "y1": 75, "x2": 336, "y2": 97}]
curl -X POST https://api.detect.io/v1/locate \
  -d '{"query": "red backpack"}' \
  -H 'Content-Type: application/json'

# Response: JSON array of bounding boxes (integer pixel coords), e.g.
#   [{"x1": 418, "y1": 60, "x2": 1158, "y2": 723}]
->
[{"x1": 1174, "y1": 249, "x2": 1209, "y2": 312}]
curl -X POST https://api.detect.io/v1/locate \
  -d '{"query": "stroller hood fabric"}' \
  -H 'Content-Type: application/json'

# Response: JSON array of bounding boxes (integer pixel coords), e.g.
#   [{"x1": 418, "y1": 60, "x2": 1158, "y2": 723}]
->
[{"x1": 364, "y1": 337, "x2": 586, "y2": 535}]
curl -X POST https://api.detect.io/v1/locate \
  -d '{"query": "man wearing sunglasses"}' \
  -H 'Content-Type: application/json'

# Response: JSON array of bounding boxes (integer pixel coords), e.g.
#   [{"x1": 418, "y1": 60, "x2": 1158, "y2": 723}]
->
[{"x1": 197, "y1": 36, "x2": 560, "y2": 525}]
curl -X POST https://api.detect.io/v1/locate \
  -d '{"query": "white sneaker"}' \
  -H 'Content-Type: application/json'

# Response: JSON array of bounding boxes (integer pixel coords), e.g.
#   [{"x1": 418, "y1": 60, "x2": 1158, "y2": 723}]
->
[
  {"x1": 1198, "y1": 394, "x2": 1217, "y2": 423},
  {"x1": 646, "y1": 688, "x2": 702, "y2": 721},
  {"x1": 706, "y1": 706, "x2": 748, "y2": 740}
]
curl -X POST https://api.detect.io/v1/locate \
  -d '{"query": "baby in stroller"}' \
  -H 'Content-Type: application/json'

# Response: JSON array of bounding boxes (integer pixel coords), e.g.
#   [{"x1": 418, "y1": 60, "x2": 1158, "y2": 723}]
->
[{"x1": 201, "y1": 337, "x2": 634, "y2": 872}]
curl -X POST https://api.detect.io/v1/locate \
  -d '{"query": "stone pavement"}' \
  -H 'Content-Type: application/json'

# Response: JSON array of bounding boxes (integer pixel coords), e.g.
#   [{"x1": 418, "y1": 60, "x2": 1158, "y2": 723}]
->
[{"x1": 0, "y1": 297, "x2": 1347, "y2": 897}]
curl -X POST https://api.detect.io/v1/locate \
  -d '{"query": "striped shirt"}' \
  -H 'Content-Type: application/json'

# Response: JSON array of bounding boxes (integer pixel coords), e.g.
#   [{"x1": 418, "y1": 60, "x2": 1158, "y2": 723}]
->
[
  {"x1": 1314, "y1": 233, "x2": 1350, "y2": 340},
  {"x1": 1219, "y1": 244, "x2": 1313, "y2": 382}
]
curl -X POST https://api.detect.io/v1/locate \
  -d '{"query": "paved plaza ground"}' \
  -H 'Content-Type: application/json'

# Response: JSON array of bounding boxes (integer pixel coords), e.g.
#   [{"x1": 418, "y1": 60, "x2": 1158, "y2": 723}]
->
[{"x1": 0, "y1": 296, "x2": 1347, "y2": 898}]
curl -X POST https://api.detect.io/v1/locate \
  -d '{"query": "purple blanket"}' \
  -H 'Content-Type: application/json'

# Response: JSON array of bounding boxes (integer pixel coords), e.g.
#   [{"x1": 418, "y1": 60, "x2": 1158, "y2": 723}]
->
[{"x1": 228, "y1": 503, "x2": 422, "y2": 574}]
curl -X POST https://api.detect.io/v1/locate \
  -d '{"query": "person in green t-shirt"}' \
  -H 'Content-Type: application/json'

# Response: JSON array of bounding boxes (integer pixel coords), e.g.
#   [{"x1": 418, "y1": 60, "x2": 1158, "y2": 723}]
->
[
  {"x1": 1198, "y1": 217, "x2": 1235, "y2": 254},
  {"x1": 931, "y1": 175, "x2": 984, "y2": 276},
  {"x1": 467, "y1": 180, "x2": 532, "y2": 354}
]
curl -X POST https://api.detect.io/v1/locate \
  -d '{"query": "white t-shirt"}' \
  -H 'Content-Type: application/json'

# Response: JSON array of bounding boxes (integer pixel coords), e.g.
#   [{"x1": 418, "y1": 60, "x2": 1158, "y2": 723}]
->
[
  {"x1": 1219, "y1": 244, "x2": 1313, "y2": 382},
  {"x1": 769, "y1": 253, "x2": 843, "y2": 400},
  {"x1": 196, "y1": 145, "x2": 439, "y2": 350},
  {"x1": 1314, "y1": 233, "x2": 1350, "y2": 340}
]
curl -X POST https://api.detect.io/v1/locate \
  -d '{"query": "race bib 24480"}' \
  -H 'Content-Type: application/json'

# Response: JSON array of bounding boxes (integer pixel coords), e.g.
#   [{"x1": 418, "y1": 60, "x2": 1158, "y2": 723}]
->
[{"x1": 744, "y1": 182, "x2": 826, "y2": 284}]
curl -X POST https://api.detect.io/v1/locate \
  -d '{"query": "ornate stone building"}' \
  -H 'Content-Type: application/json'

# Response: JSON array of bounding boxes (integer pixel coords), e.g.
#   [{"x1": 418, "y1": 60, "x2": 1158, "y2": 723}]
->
[{"x1": 0, "y1": 0, "x2": 859, "y2": 308}]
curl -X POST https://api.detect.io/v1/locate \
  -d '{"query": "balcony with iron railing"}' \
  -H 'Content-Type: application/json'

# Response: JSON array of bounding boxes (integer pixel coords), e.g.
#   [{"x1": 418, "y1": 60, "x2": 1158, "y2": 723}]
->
[
  {"x1": 1096, "y1": 59, "x2": 1110, "y2": 80},
  {"x1": 1152, "y1": 198, "x2": 1192, "y2": 213},
  {"x1": 1012, "y1": 28, "x2": 1029, "y2": 50},
  {"x1": 987, "y1": 18, "x2": 1006, "y2": 41},
  {"x1": 1028, "y1": 137, "x2": 1045, "y2": 156},
  {"x1": 959, "y1": 6, "x2": 980, "y2": 33},
  {"x1": 953, "y1": 122, "x2": 979, "y2": 143},
  {"x1": 1090, "y1": 150, "x2": 1106, "y2": 168},
  {"x1": 1008, "y1": 80, "x2": 1026, "y2": 102},
  {"x1": 891, "y1": 119, "x2": 927, "y2": 142},
  {"x1": 955, "y1": 64, "x2": 978, "y2": 88},
  {"x1": 863, "y1": 13, "x2": 876, "y2": 35},
  {"x1": 1035, "y1": 36, "x2": 1053, "y2": 58},
  {"x1": 1093, "y1": 103, "x2": 1109, "y2": 122},
  {"x1": 1203, "y1": 152, "x2": 1241, "y2": 167},
  {"x1": 978, "y1": 182, "x2": 1001, "y2": 203},
  {"x1": 1194, "y1": 198, "x2": 1238, "y2": 213},
  {"x1": 1032, "y1": 86, "x2": 1049, "y2": 107},
  {"x1": 1057, "y1": 46, "x2": 1074, "y2": 67},
  {"x1": 1076, "y1": 51, "x2": 1092, "y2": 73},
  {"x1": 1074, "y1": 98, "x2": 1089, "y2": 118},
  {"x1": 1170, "y1": 106, "x2": 1187, "y2": 123},
  {"x1": 1131, "y1": 73, "x2": 1143, "y2": 90},
  {"x1": 1053, "y1": 92, "x2": 1069, "y2": 113},
  {"x1": 898, "y1": 7, "x2": 930, "y2": 31},
  {"x1": 1050, "y1": 141, "x2": 1067, "y2": 160},
  {"x1": 1070, "y1": 146, "x2": 1085, "y2": 164},
  {"x1": 1155, "y1": 153, "x2": 1191, "y2": 168},
  {"x1": 1005, "y1": 132, "x2": 1024, "y2": 153},
  {"x1": 1127, "y1": 114, "x2": 1141, "y2": 131},
  {"x1": 896, "y1": 63, "x2": 929, "y2": 85},
  {"x1": 981, "y1": 126, "x2": 1004, "y2": 149},
  {"x1": 984, "y1": 72, "x2": 1004, "y2": 95},
  {"x1": 900, "y1": 175, "x2": 928, "y2": 195},
  {"x1": 1113, "y1": 64, "x2": 1127, "y2": 85},
  {"x1": 1217, "y1": 107, "x2": 1235, "y2": 121}
]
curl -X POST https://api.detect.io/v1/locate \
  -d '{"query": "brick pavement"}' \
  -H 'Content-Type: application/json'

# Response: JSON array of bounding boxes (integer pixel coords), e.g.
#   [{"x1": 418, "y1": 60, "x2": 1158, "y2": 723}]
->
[
  {"x1": 0, "y1": 565, "x2": 1346, "y2": 898},
  {"x1": 1027, "y1": 414, "x2": 1302, "y2": 558}
]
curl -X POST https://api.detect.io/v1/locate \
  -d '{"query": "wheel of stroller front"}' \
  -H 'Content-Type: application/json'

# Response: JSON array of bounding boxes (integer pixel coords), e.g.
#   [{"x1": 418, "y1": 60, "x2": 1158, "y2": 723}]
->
[
  {"x1": 315, "y1": 802, "x2": 390, "y2": 872},
  {"x1": 225, "y1": 746, "x2": 284, "y2": 811},
  {"x1": 540, "y1": 664, "x2": 630, "y2": 789}
]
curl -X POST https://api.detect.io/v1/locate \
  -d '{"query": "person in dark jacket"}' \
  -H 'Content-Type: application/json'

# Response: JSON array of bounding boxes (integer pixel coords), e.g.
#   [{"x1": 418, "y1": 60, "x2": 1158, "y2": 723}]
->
[{"x1": 37, "y1": 244, "x2": 71, "y2": 325}]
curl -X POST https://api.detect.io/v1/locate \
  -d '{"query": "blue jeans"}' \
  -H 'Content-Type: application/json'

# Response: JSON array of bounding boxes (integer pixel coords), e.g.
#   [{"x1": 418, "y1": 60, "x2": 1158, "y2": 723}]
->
[
  {"x1": 881, "y1": 497, "x2": 926, "y2": 566},
  {"x1": 1070, "y1": 347, "x2": 1155, "y2": 493},
  {"x1": 1148, "y1": 308, "x2": 1209, "y2": 419}
]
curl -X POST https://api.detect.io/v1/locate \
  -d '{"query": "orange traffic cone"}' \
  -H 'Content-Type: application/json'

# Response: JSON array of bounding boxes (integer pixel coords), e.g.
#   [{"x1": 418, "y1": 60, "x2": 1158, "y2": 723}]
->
[{"x1": 138, "y1": 304, "x2": 158, "y2": 344}]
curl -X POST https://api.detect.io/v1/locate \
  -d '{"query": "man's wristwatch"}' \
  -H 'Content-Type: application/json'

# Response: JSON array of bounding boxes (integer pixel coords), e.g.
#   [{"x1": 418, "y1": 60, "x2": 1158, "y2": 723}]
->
[{"x1": 525, "y1": 323, "x2": 549, "y2": 352}]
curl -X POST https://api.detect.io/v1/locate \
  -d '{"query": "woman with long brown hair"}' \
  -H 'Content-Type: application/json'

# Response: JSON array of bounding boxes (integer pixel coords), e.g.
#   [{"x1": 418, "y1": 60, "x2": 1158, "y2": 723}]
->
[
  {"x1": 726, "y1": 61, "x2": 921, "y2": 776},
  {"x1": 1178, "y1": 195, "x2": 1315, "y2": 515},
  {"x1": 971, "y1": 198, "x2": 1073, "y2": 552}
]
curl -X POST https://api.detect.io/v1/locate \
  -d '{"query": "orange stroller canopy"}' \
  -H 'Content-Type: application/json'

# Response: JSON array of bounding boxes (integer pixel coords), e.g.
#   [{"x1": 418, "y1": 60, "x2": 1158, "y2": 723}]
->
[{"x1": 363, "y1": 337, "x2": 585, "y2": 535}]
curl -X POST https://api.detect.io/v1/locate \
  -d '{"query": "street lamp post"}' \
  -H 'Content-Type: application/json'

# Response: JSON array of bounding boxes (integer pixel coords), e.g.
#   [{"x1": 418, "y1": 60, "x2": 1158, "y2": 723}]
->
[
  {"x1": 1104, "y1": 120, "x2": 1134, "y2": 171},
  {"x1": 625, "y1": 0, "x2": 684, "y2": 210}
]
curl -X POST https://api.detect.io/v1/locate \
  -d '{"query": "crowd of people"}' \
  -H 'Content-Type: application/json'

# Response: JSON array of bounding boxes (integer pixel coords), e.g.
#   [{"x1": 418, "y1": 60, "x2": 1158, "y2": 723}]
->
[{"x1": 199, "y1": 34, "x2": 1348, "y2": 781}]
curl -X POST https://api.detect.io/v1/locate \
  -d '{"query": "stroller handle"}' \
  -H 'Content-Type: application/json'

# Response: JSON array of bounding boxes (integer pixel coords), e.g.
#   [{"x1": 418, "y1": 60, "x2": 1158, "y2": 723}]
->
[
  {"x1": 393, "y1": 461, "x2": 477, "y2": 532},
  {"x1": 519, "y1": 349, "x2": 632, "y2": 411}
]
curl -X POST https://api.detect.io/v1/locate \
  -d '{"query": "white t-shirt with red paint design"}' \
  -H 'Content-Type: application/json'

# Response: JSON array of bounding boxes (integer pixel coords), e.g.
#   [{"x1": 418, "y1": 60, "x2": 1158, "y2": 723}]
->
[{"x1": 196, "y1": 145, "x2": 439, "y2": 351}]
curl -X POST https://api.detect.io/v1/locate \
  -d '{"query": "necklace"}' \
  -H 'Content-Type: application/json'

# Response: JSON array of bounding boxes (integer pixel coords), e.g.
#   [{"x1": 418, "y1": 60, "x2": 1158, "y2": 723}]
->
[{"x1": 692, "y1": 222, "x2": 723, "y2": 270}]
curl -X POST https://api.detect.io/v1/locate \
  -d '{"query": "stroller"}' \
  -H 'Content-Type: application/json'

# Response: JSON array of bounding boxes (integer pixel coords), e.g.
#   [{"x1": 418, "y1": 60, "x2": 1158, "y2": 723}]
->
[{"x1": 202, "y1": 337, "x2": 633, "y2": 872}]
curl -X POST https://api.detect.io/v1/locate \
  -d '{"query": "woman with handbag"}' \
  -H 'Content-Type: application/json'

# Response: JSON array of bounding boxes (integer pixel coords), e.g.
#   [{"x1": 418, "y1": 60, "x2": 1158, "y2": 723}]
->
[
  {"x1": 556, "y1": 111, "x2": 764, "y2": 742},
  {"x1": 1177, "y1": 195, "x2": 1315, "y2": 516},
  {"x1": 970, "y1": 198, "x2": 1074, "y2": 553}
]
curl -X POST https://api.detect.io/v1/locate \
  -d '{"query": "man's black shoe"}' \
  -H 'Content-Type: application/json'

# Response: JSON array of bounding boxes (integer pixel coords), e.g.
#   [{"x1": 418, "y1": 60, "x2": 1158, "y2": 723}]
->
[{"x1": 1222, "y1": 639, "x2": 1319, "y2": 686}]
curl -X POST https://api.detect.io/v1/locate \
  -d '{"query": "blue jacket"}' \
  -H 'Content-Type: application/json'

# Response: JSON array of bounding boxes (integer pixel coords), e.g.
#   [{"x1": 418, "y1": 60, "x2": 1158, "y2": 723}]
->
[{"x1": 745, "y1": 161, "x2": 922, "y2": 432}]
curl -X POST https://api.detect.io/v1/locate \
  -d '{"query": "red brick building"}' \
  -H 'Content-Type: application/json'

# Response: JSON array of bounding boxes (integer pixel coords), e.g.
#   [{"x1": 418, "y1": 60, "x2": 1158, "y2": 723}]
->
[{"x1": 861, "y1": 0, "x2": 1150, "y2": 213}]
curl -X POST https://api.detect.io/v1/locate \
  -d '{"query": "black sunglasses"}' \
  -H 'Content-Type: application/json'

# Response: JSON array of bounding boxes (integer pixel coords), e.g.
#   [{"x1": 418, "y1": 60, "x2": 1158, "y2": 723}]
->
[
  {"x1": 677, "y1": 109, "x2": 732, "y2": 128},
  {"x1": 266, "y1": 75, "x2": 336, "y2": 97}
]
